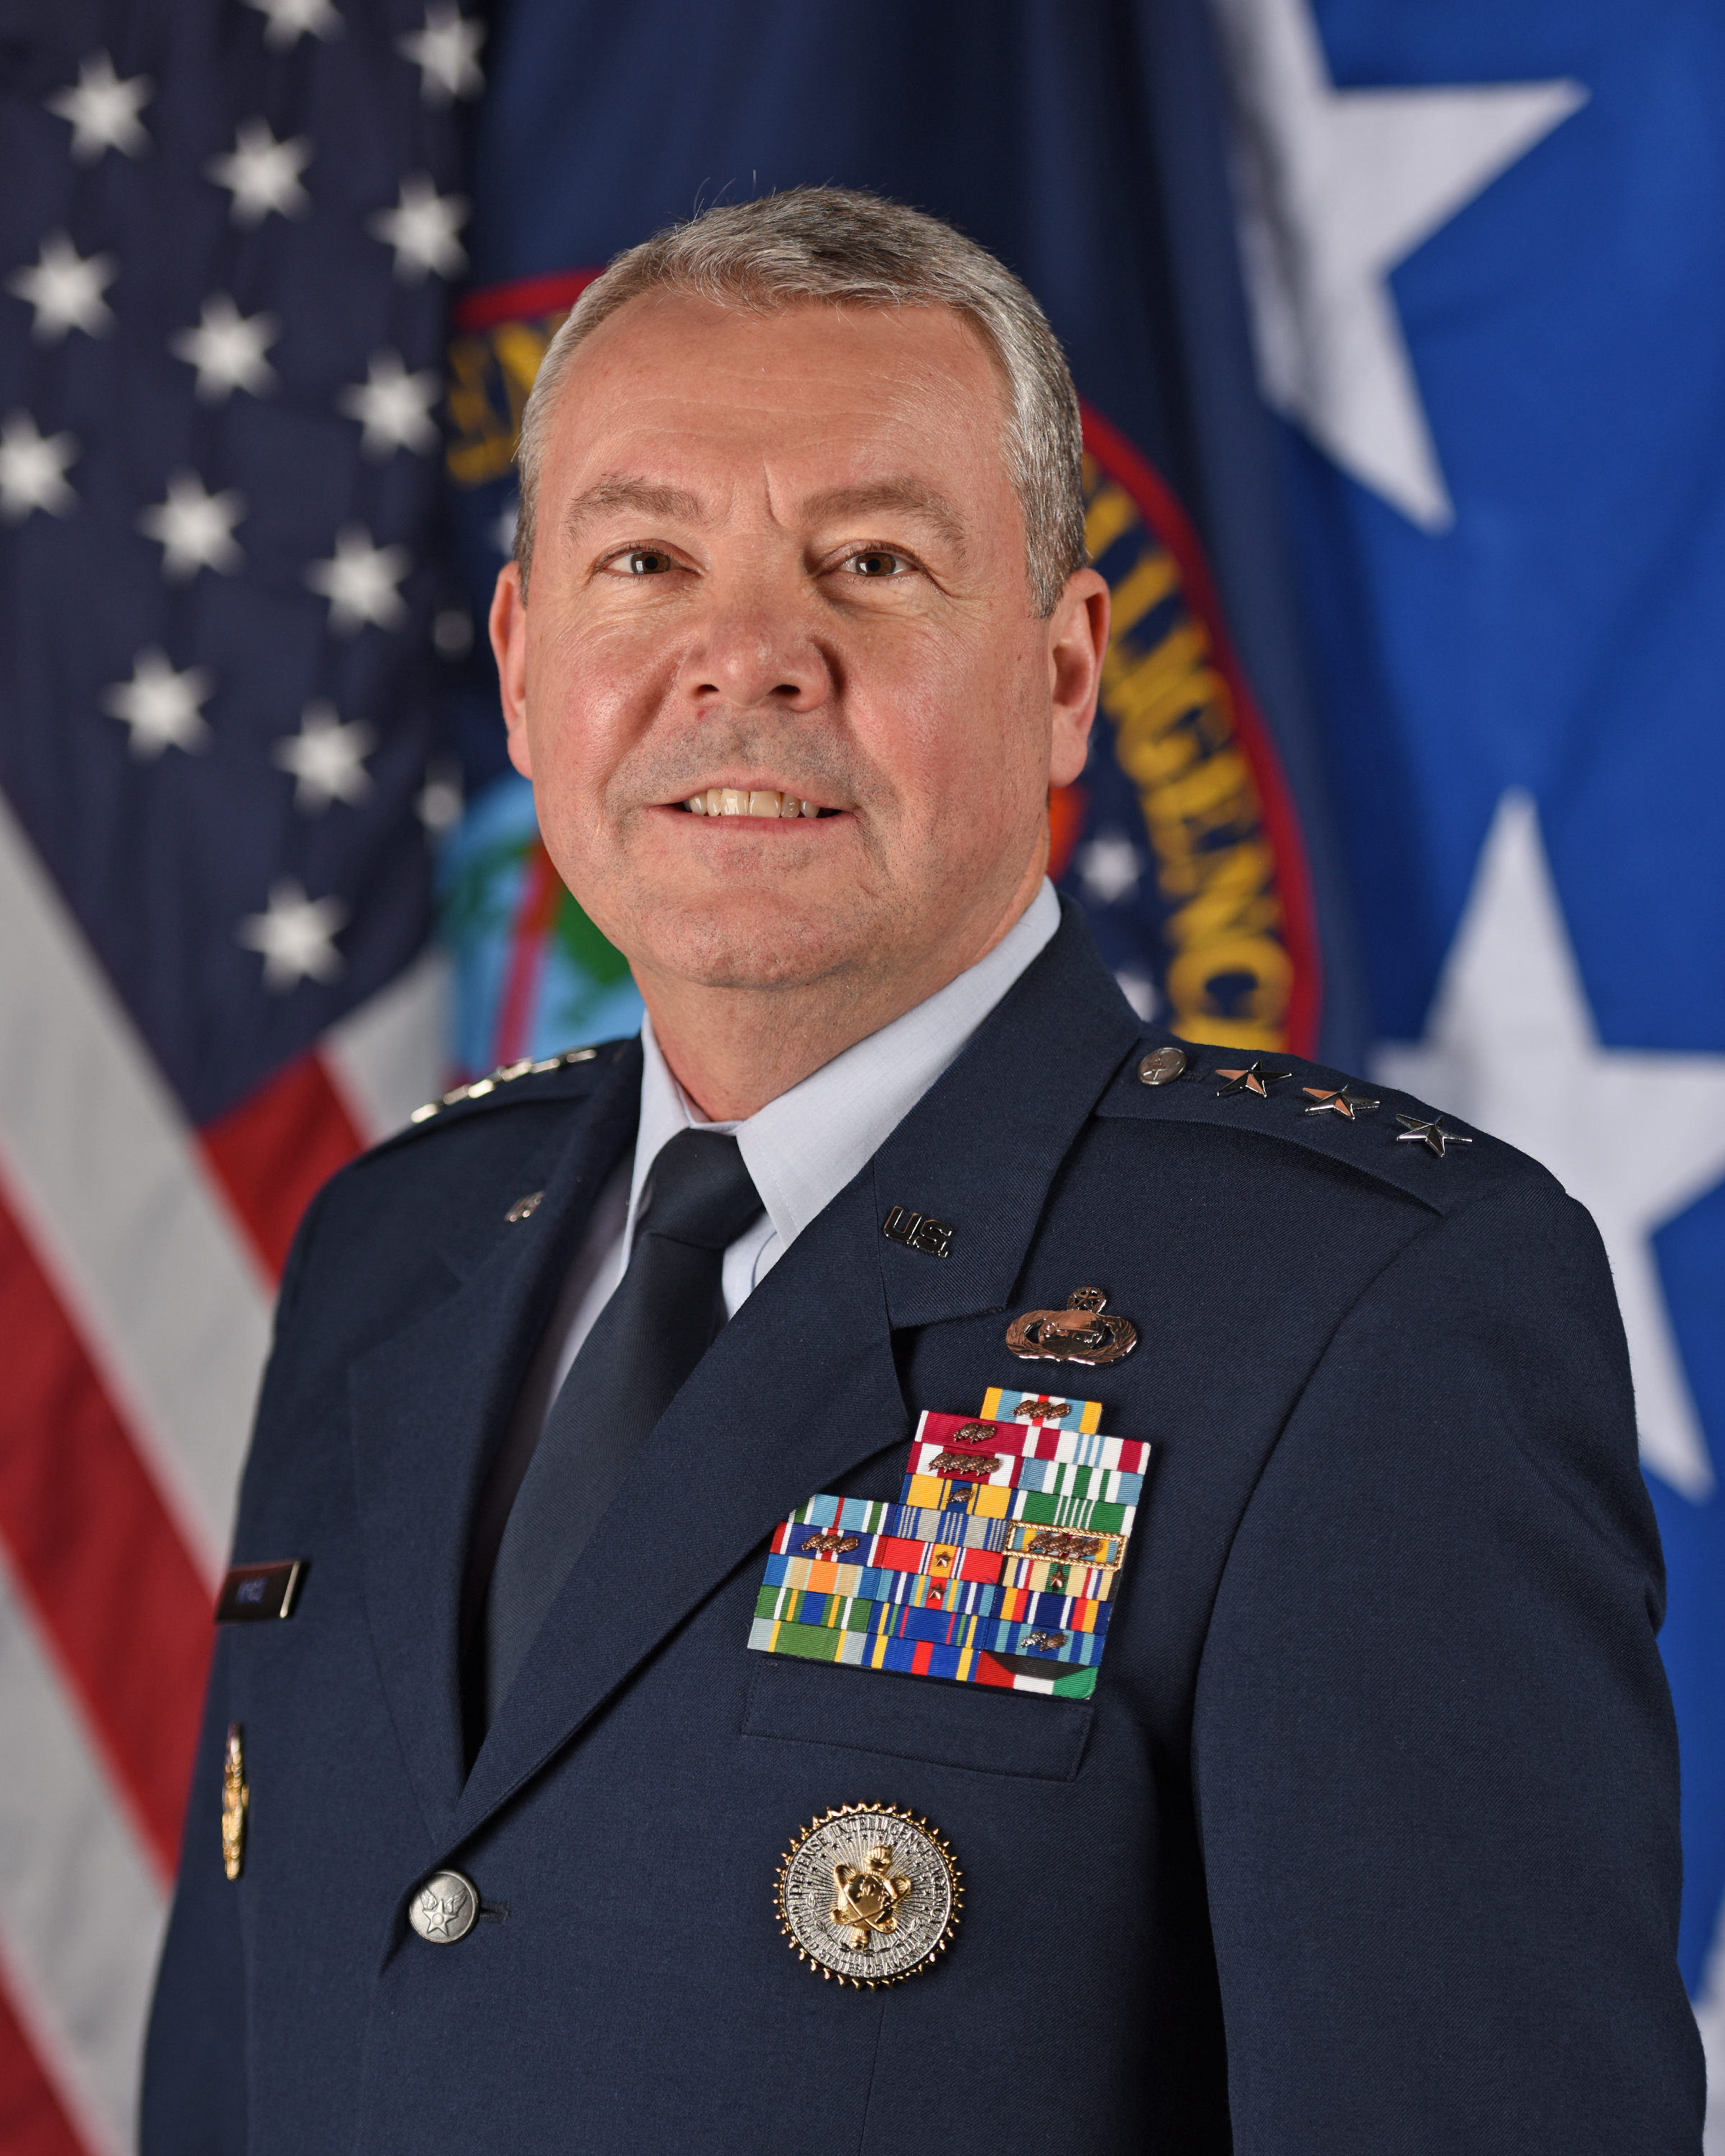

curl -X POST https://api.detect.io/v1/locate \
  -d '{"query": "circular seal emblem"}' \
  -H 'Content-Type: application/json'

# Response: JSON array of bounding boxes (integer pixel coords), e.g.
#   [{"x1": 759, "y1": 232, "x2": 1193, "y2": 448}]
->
[{"x1": 776, "y1": 1804, "x2": 960, "y2": 1987}]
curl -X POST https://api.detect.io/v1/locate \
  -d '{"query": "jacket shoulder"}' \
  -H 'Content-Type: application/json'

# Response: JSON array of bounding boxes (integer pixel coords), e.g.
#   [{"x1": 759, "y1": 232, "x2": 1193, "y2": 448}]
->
[{"x1": 1092, "y1": 1030, "x2": 1554, "y2": 1218}]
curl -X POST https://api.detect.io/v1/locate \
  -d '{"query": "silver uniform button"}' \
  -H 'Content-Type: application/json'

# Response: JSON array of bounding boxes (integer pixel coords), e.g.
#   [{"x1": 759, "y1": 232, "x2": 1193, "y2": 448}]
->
[
  {"x1": 1137, "y1": 1045, "x2": 1187, "y2": 1086},
  {"x1": 408, "y1": 1869, "x2": 478, "y2": 1944}
]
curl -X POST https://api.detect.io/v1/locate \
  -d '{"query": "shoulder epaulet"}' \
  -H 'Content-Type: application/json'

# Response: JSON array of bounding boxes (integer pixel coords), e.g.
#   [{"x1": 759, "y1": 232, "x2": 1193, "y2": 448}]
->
[
  {"x1": 1095, "y1": 1030, "x2": 1547, "y2": 1217},
  {"x1": 360, "y1": 1037, "x2": 638, "y2": 1162}
]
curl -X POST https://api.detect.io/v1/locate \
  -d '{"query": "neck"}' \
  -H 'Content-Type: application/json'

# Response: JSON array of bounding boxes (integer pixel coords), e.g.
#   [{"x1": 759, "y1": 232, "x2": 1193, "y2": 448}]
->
[{"x1": 640, "y1": 852, "x2": 1047, "y2": 1122}]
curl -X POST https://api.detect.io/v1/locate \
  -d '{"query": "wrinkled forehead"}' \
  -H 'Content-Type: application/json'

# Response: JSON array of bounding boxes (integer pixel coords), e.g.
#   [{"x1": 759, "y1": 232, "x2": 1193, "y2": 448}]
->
[{"x1": 540, "y1": 290, "x2": 1016, "y2": 492}]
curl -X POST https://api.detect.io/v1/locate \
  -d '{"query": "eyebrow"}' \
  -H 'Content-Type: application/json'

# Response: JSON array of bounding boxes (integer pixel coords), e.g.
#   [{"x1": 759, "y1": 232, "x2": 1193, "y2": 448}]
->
[
  {"x1": 799, "y1": 479, "x2": 969, "y2": 555},
  {"x1": 561, "y1": 478, "x2": 709, "y2": 550}
]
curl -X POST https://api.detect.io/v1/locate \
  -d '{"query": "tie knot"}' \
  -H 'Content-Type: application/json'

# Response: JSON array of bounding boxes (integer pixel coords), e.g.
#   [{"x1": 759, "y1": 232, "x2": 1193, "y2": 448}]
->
[{"x1": 640, "y1": 1129, "x2": 763, "y2": 1252}]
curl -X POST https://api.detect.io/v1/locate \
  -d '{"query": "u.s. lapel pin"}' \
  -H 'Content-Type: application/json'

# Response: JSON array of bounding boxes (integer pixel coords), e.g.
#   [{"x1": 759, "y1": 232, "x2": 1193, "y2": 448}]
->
[{"x1": 1005, "y1": 1286, "x2": 1138, "y2": 1367}]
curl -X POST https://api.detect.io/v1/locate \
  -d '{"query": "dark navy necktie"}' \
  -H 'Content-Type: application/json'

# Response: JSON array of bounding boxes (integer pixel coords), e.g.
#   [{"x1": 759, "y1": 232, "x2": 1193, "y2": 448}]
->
[{"x1": 479, "y1": 1128, "x2": 763, "y2": 1729}]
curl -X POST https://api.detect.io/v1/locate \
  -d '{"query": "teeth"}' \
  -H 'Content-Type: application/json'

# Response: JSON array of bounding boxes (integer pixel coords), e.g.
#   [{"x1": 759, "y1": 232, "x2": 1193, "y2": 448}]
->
[{"x1": 682, "y1": 788, "x2": 829, "y2": 818}]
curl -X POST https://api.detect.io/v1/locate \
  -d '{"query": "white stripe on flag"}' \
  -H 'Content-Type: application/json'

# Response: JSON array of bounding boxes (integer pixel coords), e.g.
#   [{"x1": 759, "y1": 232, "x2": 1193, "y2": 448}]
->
[
  {"x1": 0, "y1": 793, "x2": 272, "y2": 1577},
  {"x1": 0, "y1": 1551, "x2": 167, "y2": 2156},
  {"x1": 322, "y1": 946, "x2": 451, "y2": 1143}
]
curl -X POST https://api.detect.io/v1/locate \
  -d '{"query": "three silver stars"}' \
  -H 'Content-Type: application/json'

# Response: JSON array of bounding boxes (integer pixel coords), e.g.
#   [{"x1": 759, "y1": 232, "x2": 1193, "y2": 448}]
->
[
  {"x1": 6, "y1": 234, "x2": 116, "y2": 342},
  {"x1": 101, "y1": 650, "x2": 214, "y2": 759},
  {"x1": 45, "y1": 51, "x2": 152, "y2": 161},
  {"x1": 0, "y1": 413, "x2": 80, "y2": 520},
  {"x1": 137, "y1": 473, "x2": 247, "y2": 581},
  {"x1": 170, "y1": 296, "x2": 280, "y2": 402}
]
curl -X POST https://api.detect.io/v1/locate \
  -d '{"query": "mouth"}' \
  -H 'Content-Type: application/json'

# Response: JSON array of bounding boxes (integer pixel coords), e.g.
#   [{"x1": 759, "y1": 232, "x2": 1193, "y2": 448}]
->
[{"x1": 676, "y1": 787, "x2": 840, "y2": 819}]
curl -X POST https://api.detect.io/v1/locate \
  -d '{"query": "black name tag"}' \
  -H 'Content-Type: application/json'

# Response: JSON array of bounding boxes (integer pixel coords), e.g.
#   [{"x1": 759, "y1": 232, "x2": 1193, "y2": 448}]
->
[{"x1": 215, "y1": 1560, "x2": 304, "y2": 1624}]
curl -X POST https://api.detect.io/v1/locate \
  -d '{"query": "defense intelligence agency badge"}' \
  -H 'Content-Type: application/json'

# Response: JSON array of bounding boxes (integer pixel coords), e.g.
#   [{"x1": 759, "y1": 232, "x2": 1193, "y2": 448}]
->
[{"x1": 777, "y1": 1805, "x2": 960, "y2": 1986}]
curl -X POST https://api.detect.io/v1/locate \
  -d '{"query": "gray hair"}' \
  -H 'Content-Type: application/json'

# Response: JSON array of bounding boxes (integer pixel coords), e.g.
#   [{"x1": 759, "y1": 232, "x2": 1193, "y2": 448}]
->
[{"x1": 514, "y1": 186, "x2": 1087, "y2": 615}]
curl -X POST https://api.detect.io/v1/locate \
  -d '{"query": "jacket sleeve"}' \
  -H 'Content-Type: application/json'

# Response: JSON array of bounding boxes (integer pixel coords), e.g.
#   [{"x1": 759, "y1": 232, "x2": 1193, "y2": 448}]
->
[
  {"x1": 139, "y1": 1631, "x2": 245, "y2": 2155},
  {"x1": 1192, "y1": 1173, "x2": 1703, "y2": 2153},
  {"x1": 139, "y1": 1180, "x2": 331, "y2": 2155}
]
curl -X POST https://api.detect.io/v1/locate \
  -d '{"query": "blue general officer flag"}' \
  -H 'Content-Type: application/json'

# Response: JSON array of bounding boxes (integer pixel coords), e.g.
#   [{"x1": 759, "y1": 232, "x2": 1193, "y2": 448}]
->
[
  {"x1": 433, "y1": 0, "x2": 1369, "y2": 1080},
  {"x1": 1213, "y1": 0, "x2": 1725, "y2": 2039}
]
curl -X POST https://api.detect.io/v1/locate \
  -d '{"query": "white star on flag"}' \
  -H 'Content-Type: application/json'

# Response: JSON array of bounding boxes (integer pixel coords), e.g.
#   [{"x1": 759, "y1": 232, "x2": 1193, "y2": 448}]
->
[
  {"x1": 170, "y1": 295, "x2": 280, "y2": 402},
  {"x1": 244, "y1": 0, "x2": 342, "y2": 49},
  {"x1": 205, "y1": 118, "x2": 313, "y2": 226},
  {"x1": 45, "y1": 50, "x2": 153, "y2": 161},
  {"x1": 6, "y1": 233, "x2": 116, "y2": 343},
  {"x1": 367, "y1": 174, "x2": 468, "y2": 282},
  {"x1": 396, "y1": 4, "x2": 485, "y2": 104},
  {"x1": 136, "y1": 472, "x2": 246, "y2": 581},
  {"x1": 336, "y1": 349, "x2": 441, "y2": 457},
  {"x1": 100, "y1": 649, "x2": 213, "y2": 760},
  {"x1": 1077, "y1": 833, "x2": 1143, "y2": 906},
  {"x1": 1213, "y1": 0, "x2": 1586, "y2": 529},
  {"x1": 270, "y1": 701, "x2": 376, "y2": 811},
  {"x1": 305, "y1": 525, "x2": 411, "y2": 634},
  {"x1": 1376, "y1": 791, "x2": 1725, "y2": 1498},
  {"x1": 0, "y1": 412, "x2": 80, "y2": 520},
  {"x1": 416, "y1": 760, "x2": 464, "y2": 834},
  {"x1": 237, "y1": 879, "x2": 349, "y2": 991}
]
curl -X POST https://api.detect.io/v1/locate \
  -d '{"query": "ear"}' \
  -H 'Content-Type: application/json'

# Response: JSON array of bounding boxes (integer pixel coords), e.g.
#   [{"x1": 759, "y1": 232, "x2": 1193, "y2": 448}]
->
[
  {"x1": 489, "y1": 561, "x2": 533, "y2": 778},
  {"x1": 1046, "y1": 567, "x2": 1109, "y2": 788}
]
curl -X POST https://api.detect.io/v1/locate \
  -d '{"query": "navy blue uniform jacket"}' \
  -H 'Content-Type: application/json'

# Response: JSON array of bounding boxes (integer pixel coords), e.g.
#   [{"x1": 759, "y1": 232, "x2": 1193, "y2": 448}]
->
[{"x1": 143, "y1": 905, "x2": 1703, "y2": 2152}]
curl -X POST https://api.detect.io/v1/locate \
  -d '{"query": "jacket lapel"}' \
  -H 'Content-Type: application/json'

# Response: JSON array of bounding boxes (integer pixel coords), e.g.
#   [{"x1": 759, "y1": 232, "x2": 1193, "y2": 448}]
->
[
  {"x1": 350, "y1": 1049, "x2": 641, "y2": 1843},
  {"x1": 453, "y1": 905, "x2": 1143, "y2": 1843}
]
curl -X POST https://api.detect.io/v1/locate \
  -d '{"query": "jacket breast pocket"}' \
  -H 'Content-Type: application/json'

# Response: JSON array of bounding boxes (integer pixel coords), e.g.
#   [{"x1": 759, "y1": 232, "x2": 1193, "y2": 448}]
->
[{"x1": 741, "y1": 1652, "x2": 1092, "y2": 1783}]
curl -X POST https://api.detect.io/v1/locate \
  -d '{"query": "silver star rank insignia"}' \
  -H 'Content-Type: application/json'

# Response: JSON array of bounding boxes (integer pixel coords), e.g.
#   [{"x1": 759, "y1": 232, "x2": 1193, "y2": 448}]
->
[
  {"x1": 1215, "y1": 1061, "x2": 1289, "y2": 1098},
  {"x1": 1394, "y1": 1112, "x2": 1473, "y2": 1158},
  {"x1": 1303, "y1": 1085, "x2": 1381, "y2": 1120}
]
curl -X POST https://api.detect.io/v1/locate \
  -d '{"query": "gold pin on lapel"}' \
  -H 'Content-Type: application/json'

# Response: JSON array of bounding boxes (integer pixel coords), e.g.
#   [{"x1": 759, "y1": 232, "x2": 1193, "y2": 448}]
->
[
  {"x1": 1006, "y1": 1286, "x2": 1138, "y2": 1366},
  {"x1": 221, "y1": 1724, "x2": 248, "y2": 1881}
]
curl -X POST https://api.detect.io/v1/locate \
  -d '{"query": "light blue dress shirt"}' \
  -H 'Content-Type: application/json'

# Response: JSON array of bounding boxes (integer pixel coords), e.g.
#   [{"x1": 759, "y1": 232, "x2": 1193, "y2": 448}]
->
[{"x1": 530, "y1": 879, "x2": 1061, "y2": 1421}]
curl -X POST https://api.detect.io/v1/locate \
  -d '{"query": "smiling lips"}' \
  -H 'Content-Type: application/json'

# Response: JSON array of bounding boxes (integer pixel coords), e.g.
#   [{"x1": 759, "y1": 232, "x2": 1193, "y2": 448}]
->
[{"x1": 681, "y1": 788, "x2": 834, "y2": 819}]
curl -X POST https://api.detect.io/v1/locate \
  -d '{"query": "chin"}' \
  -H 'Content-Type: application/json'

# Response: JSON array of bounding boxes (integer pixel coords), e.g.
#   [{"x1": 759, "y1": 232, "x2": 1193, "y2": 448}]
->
[{"x1": 631, "y1": 891, "x2": 871, "y2": 995}]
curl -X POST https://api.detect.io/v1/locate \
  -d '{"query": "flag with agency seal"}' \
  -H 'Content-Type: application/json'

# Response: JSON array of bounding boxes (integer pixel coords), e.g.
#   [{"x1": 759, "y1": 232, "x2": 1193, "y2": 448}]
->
[
  {"x1": 431, "y1": 0, "x2": 1368, "y2": 1078},
  {"x1": 1201, "y1": 0, "x2": 1725, "y2": 2111},
  {"x1": 0, "y1": 3, "x2": 474, "y2": 2142}
]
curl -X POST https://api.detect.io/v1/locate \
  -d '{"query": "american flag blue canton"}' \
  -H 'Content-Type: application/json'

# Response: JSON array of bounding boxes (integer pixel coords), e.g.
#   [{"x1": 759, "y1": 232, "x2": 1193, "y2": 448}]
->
[
  {"x1": 0, "y1": 5, "x2": 478, "y2": 2144},
  {"x1": 0, "y1": 0, "x2": 472, "y2": 1125}
]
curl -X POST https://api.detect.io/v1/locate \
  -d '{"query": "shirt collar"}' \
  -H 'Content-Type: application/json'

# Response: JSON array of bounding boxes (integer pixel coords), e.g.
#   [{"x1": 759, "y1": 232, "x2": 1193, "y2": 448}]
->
[{"x1": 627, "y1": 877, "x2": 1061, "y2": 1258}]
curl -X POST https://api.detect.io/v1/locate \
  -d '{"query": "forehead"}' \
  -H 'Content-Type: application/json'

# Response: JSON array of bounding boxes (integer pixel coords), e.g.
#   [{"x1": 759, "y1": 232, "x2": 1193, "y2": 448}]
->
[{"x1": 538, "y1": 291, "x2": 1015, "y2": 505}]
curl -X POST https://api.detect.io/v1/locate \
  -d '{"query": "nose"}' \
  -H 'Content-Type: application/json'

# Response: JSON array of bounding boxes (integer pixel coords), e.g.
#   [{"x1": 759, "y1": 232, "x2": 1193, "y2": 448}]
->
[{"x1": 680, "y1": 570, "x2": 832, "y2": 714}]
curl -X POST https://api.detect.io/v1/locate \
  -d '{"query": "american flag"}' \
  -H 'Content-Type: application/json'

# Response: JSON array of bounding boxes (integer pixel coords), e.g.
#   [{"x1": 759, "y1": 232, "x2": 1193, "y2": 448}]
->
[{"x1": 0, "y1": 5, "x2": 478, "y2": 2145}]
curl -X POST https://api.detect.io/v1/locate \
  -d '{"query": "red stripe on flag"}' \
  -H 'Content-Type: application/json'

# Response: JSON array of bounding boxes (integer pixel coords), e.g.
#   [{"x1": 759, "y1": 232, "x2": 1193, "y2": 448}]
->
[
  {"x1": 0, "y1": 1187, "x2": 212, "y2": 1879},
  {"x1": 451, "y1": 268, "x2": 602, "y2": 332},
  {"x1": 200, "y1": 1050, "x2": 365, "y2": 1281},
  {"x1": 0, "y1": 1970, "x2": 91, "y2": 2156},
  {"x1": 492, "y1": 841, "x2": 564, "y2": 1067}
]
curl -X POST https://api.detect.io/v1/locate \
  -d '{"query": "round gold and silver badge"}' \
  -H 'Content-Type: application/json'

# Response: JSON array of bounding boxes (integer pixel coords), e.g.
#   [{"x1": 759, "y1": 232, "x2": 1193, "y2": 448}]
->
[{"x1": 776, "y1": 1804, "x2": 960, "y2": 1986}]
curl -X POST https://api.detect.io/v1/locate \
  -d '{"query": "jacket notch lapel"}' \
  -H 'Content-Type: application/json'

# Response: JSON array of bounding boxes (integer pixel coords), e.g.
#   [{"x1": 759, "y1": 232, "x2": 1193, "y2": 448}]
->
[{"x1": 351, "y1": 1055, "x2": 640, "y2": 1841}]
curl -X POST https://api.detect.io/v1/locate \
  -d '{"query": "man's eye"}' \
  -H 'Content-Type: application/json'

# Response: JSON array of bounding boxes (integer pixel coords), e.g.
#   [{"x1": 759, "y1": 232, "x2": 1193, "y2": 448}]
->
[
  {"x1": 843, "y1": 550, "x2": 906, "y2": 578},
  {"x1": 619, "y1": 549, "x2": 674, "y2": 576}
]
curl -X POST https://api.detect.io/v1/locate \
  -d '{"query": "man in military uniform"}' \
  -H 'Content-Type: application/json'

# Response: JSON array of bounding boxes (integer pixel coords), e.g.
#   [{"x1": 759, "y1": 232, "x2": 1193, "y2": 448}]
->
[{"x1": 143, "y1": 188, "x2": 1703, "y2": 2152}]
